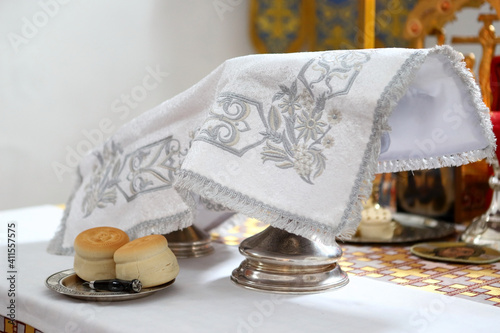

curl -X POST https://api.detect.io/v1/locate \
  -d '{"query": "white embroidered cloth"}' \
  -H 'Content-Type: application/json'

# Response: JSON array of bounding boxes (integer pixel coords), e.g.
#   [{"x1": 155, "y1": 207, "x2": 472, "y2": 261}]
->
[{"x1": 48, "y1": 46, "x2": 495, "y2": 254}]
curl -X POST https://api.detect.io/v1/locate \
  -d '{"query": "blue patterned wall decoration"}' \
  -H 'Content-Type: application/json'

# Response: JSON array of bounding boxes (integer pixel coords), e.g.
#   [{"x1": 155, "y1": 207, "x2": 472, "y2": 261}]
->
[{"x1": 250, "y1": 0, "x2": 421, "y2": 52}]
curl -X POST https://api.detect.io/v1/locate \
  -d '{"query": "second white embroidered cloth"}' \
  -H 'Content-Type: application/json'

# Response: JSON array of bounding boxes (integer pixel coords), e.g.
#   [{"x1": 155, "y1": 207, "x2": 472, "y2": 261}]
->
[{"x1": 48, "y1": 46, "x2": 495, "y2": 254}]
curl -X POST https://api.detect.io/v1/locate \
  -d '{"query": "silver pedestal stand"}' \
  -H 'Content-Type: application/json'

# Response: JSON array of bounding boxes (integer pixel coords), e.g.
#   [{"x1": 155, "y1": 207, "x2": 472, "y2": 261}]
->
[
  {"x1": 164, "y1": 225, "x2": 214, "y2": 258},
  {"x1": 231, "y1": 226, "x2": 348, "y2": 294},
  {"x1": 461, "y1": 156, "x2": 500, "y2": 251}
]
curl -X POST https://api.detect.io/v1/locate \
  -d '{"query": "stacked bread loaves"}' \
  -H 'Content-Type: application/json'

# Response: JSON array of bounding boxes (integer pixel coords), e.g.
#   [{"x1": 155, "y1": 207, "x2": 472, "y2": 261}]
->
[
  {"x1": 74, "y1": 227, "x2": 179, "y2": 288},
  {"x1": 73, "y1": 226, "x2": 130, "y2": 281},
  {"x1": 114, "y1": 235, "x2": 179, "y2": 288}
]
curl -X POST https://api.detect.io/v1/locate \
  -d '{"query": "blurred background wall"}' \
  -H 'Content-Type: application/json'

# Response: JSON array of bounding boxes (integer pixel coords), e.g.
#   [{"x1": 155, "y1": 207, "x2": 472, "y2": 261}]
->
[
  {"x1": 0, "y1": 0, "x2": 254, "y2": 210},
  {"x1": 0, "y1": 0, "x2": 496, "y2": 210}
]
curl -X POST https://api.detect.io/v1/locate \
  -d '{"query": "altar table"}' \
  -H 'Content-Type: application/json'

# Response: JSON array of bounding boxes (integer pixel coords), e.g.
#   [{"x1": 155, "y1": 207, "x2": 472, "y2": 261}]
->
[{"x1": 0, "y1": 205, "x2": 498, "y2": 333}]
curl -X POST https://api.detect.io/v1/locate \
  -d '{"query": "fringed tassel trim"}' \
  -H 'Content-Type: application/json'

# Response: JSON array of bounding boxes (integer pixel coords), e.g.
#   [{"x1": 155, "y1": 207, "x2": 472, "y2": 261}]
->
[
  {"x1": 174, "y1": 170, "x2": 340, "y2": 246},
  {"x1": 377, "y1": 45, "x2": 496, "y2": 174},
  {"x1": 335, "y1": 49, "x2": 429, "y2": 239},
  {"x1": 47, "y1": 167, "x2": 195, "y2": 255}
]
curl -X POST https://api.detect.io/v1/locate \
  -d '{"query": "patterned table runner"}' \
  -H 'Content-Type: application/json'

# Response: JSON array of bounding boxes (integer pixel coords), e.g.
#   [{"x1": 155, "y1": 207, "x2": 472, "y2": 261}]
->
[
  {"x1": 211, "y1": 217, "x2": 500, "y2": 307},
  {"x1": 0, "y1": 316, "x2": 41, "y2": 333}
]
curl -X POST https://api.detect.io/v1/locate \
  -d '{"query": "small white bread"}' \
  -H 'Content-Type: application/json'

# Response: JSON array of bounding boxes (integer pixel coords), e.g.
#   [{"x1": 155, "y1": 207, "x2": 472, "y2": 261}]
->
[
  {"x1": 114, "y1": 234, "x2": 179, "y2": 288},
  {"x1": 73, "y1": 226, "x2": 130, "y2": 281},
  {"x1": 358, "y1": 207, "x2": 395, "y2": 240},
  {"x1": 361, "y1": 207, "x2": 392, "y2": 224}
]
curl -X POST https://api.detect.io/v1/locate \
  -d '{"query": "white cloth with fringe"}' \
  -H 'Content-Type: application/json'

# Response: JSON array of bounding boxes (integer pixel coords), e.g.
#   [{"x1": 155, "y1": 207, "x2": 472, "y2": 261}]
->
[{"x1": 48, "y1": 45, "x2": 495, "y2": 254}]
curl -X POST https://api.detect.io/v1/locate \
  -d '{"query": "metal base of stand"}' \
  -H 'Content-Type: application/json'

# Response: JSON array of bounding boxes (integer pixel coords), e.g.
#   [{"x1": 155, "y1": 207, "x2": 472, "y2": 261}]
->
[
  {"x1": 461, "y1": 156, "x2": 500, "y2": 251},
  {"x1": 164, "y1": 225, "x2": 214, "y2": 258},
  {"x1": 461, "y1": 216, "x2": 500, "y2": 251},
  {"x1": 231, "y1": 226, "x2": 348, "y2": 294}
]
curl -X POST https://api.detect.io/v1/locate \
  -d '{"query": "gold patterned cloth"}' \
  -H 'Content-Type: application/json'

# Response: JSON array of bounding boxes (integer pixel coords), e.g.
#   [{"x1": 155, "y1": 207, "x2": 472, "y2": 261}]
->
[
  {"x1": 212, "y1": 216, "x2": 500, "y2": 307},
  {"x1": 340, "y1": 245, "x2": 500, "y2": 307},
  {"x1": 0, "y1": 316, "x2": 42, "y2": 333}
]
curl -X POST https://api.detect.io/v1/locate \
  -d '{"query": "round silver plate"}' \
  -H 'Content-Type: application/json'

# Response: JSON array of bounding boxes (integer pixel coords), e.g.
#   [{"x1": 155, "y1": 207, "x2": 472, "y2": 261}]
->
[
  {"x1": 344, "y1": 213, "x2": 456, "y2": 244},
  {"x1": 45, "y1": 269, "x2": 175, "y2": 302}
]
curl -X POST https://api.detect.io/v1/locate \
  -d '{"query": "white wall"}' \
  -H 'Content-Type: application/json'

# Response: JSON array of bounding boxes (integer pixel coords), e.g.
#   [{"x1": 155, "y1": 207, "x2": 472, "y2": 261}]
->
[
  {"x1": 0, "y1": 0, "x2": 496, "y2": 210},
  {"x1": 0, "y1": 0, "x2": 254, "y2": 210}
]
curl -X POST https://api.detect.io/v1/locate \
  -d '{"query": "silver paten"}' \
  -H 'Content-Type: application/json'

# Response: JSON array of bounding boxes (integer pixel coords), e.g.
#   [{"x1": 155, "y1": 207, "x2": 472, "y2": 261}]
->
[
  {"x1": 45, "y1": 269, "x2": 174, "y2": 302},
  {"x1": 347, "y1": 213, "x2": 455, "y2": 244}
]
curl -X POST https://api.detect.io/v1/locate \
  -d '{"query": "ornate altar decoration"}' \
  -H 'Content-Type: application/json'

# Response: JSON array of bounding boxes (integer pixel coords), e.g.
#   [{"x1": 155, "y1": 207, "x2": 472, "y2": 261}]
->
[
  {"x1": 403, "y1": 1, "x2": 500, "y2": 107},
  {"x1": 250, "y1": 0, "x2": 310, "y2": 53},
  {"x1": 452, "y1": 14, "x2": 500, "y2": 108},
  {"x1": 249, "y1": 0, "x2": 419, "y2": 52},
  {"x1": 403, "y1": 0, "x2": 485, "y2": 48},
  {"x1": 249, "y1": 0, "x2": 500, "y2": 105}
]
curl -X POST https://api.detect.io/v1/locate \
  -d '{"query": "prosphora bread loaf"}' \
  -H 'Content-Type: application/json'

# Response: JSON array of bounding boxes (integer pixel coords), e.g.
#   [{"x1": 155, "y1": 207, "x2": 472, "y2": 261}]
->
[
  {"x1": 114, "y1": 234, "x2": 179, "y2": 288},
  {"x1": 358, "y1": 207, "x2": 395, "y2": 240},
  {"x1": 73, "y1": 226, "x2": 130, "y2": 281}
]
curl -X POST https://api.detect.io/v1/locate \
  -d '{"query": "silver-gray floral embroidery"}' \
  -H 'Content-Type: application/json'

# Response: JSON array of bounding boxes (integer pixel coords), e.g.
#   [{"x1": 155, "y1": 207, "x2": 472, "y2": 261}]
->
[
  {"x1": 274, "y1": 81, "x2": 301, "y2": 115},
  {"x1": 194, "y1": 50, "x2": 371, "y2": 184},
  {"x1": 194, "y1": 93, "x2": 266, "y2": 156},
  {"x1": 327, "y1": 108, "x2": 342, "y2": 124},
  {"x1": 296, "y1": 108, "x2": 328, "y2": 142},
  {"x1": 81, "y1": 137, "x2": 187, "y2": 217},
  {"x1": 81, "y1": 141, "x2": 123, "y2": 217},
  {"x1": 298, "y1": 50, "x2": 371, "y2": 98},
  {"x1": 261, "y1": 51, "x2": 371, "y2": 184},
  {"x1": 261, "y1": 86, "x2": 330, "y2": 184},
  {"x1": 202, "y1": 95, "x2": 252, "y2": 146},
  {"x1": 322, "y1": 135, "x2": 335, "y2": 148},
  {"x1": 117, "y1": 136, "x2": 186, "y2": 201}
]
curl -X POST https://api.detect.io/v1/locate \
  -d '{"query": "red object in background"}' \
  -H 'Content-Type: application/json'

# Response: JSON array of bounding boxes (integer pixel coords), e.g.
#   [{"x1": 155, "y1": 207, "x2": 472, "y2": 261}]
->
[
  {"x1": 490, "y1": 56, "x2": 500, "y2": 111},
  {"x1": 491, "y1": 111, "x2": 500, "y2": 159},
  {"x1": 487, "y1": 56, "x2": 500, "y2": 209}
]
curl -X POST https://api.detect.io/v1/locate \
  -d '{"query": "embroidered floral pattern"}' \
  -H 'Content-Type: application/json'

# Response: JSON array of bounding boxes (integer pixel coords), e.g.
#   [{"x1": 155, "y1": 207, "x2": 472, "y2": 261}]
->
[
  {"x1": 118, "y1": 137, "x2": 187, "y2": 201},
  {"x1": 296, "y1": 108, "x2": 328, "y2": 142},
  {"x1": 261, "y1": 85, "x2": 330, "y2": 184},
  {"x1": 322, "y1": 135, "x2": 335, "y2": 148},
  {"x1": 292, "y1": 144, "x2": 315, "y2": 178},
  {"x1": 82, "y1": 142, "x2": 123, "y2": 217},
  {"x1": 201, "y1": 95, "x2": 252, "y2": 147},
  {"x1": 194, "y1": 94, "x2": 266, "y2": 157},
  {"x1": 259, "y1": 51, "x2": 370, "y2": 183},
  {"x1": 81, "y1": 137, "x2": 187, "y2": 217},
  {"x1": 327, "y1": 108, "x2": 342, "y2": 124},
  {"x1": 195, "y1": 50, "x2": 371, "y2": 184}
]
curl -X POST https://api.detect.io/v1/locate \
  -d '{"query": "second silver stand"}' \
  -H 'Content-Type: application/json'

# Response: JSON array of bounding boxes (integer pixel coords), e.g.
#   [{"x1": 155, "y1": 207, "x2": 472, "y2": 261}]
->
[
  {"x1": 461, "y1": 156, "x2": 500, "y2": 251},
  {"x1": 164, "y1": 225, "x2": 214, "y2": 258},
  {"x1": 231, "y1": 226, "x2": 348, "y2": 294}
]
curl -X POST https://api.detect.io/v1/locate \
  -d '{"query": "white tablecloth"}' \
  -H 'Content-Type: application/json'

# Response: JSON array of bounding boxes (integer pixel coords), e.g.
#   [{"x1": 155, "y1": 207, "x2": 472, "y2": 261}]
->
[{"x1": 0, "y1": 206, "x2": 498, "y2": 333}]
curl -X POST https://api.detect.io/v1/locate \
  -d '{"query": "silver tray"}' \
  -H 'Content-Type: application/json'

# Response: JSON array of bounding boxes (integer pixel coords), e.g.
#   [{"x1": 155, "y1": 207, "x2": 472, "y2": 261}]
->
[
  {"x1": 46, "y1": 269, "x2": 175, "y2": 302},
  {"x1": 343, "y1": 213, "x2": 456, "y2": 244}
]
